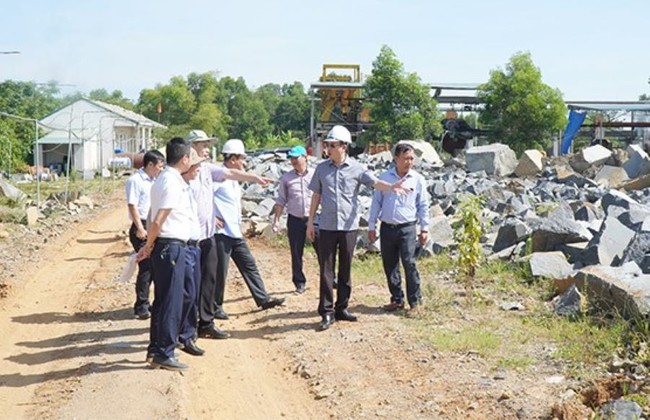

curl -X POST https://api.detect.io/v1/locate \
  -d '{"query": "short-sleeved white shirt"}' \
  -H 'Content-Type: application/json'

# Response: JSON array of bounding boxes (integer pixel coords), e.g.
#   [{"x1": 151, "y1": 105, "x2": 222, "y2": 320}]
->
[
  {"x1": 150, "y1": 167, "x2": 197, "y2": 242},
  {"x1": 214, "y1": 179, "x2": 243, "y2": 239},
  {"x1": 125, "y1": 168, "x2": 154, "y2": 222}
]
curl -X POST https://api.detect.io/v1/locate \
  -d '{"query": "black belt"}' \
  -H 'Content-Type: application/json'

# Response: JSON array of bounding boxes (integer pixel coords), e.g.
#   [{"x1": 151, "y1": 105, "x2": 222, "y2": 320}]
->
[
  {"x1": 156, "y1": 237, "x2": 199, "y2": 247},
  {"x1": 288, "y1": 214, "x2": 309, "y2": 221},
  {"x1": 381, "y1": 220, "x2": 417, "y2": 229}
]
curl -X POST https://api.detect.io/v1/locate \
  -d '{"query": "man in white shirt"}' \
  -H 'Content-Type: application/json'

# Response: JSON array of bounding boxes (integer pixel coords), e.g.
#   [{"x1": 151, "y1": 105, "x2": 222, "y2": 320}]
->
[
  {"x1": 185, "y1": 130, "x2": 274, "y2": 340},
  {"x1": 209, "y1": 139, "x2": 284, "y2": 325},
  {"x1": 125, "y1": 150, "x2": 165, "y2": 319},
  {"x1": 137, "y1": 138, "x2": 195, "y2": 371}
]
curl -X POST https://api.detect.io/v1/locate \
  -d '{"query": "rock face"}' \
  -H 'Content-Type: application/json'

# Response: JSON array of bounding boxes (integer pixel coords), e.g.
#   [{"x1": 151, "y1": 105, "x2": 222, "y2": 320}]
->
[
  {"x1": 466, "y1": 144, "x2": 518, "y2": 177},
  {"x1": 572, "y1": 263, "x2": 650, "y2": 318},
  {"x1": 0, "y1": 179, "x2": 26, "y2": 201},
  {"x1": 396, "y1": 140, "x2": 443, "y2": 167},
  {"x1": 569, "y1": 144, "x2": 612, "y2": 173},
  {"x1": 528, "y1": 251, "x2": 574, "y2": 279},
  {"x1": 623, "y1": 144, "x2": 650, "y2": 178},
  {"x1": 514, "y1": 150, "x2": 544, "y2": 177}
]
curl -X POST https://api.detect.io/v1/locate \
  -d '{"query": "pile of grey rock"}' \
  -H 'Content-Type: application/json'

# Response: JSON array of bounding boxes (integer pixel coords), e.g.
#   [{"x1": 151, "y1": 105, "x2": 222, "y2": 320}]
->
[{"x1": 240, "y1": 141, "x2": 650, "y2": 320}]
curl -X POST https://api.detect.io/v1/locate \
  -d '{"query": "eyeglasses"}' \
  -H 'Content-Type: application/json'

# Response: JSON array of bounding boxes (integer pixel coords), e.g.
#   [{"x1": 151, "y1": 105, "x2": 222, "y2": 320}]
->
[{"x1": 326, "y1": 142, "x2": 341, "y2": 149}]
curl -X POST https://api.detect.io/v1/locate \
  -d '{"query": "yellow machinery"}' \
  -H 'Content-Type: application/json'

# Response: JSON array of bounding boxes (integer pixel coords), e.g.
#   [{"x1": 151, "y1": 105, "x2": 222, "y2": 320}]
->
[
  {"x1": 318, "y1": 64, "x2": 369, "y2": 124},
  {"x1": 309, "y1": 64, "x2": 373, "y2": 155}
]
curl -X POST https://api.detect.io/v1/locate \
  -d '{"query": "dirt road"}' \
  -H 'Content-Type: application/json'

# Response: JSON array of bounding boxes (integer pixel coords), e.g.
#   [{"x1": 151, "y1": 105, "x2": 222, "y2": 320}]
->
[{"x1": 0, "y1": 203, "x2": 568, "y2": 419}]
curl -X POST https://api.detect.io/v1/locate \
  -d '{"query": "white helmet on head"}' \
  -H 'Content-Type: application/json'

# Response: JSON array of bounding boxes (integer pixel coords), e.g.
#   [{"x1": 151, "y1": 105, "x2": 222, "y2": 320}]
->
[
  {"x1": 325, "y1": 125, "x2": 351, "y2": 144},
  {"x1": 222, "y1": 139, "x2": 246, "y2": 155}
]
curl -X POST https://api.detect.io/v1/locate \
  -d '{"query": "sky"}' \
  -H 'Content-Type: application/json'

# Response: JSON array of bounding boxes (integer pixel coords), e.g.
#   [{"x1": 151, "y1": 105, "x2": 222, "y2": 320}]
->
[{"x1": 2, "y1": 0, "x2": 649, "y2": 103}]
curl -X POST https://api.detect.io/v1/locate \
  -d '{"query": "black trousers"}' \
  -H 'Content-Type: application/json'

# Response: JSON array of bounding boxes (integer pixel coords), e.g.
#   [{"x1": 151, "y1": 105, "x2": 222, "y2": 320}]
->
[
  {"x1": 317, "y1": 229, "x2": 357, "y2": 316},
  {"x1": 148, "y1": 241, "x2": 186, "y2": 359},
  {"x1": 214, "y1": 234, "x2": 270, "y2": 308},
  {"x1": 198, "y1": 236, "x2": 220, "y2": 328},
  {"x1": 287, "y1": 215, "x2": 320, "y2": 288},
  {"x1": 380, "y1": 223, "x2": 422, "y2": 307},
  {"x1": 128, "y1": 220, "x2": 151, "y2": 314}
]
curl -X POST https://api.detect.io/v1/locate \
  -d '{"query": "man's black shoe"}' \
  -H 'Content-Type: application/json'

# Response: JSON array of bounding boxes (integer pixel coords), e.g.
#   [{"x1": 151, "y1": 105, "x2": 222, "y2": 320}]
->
[
  {"x1": 295, "y1": 284, "x2": 306, "y2": 294},
  {"x1": 150, "y1": 356, "x2": 188, "y2": 371},
  {"x1": 260, "y1": 297, "x2": 285, "y2": 310},
  {"x1": 335, "y1": 310, "x2": 358, "y2": 322},
  {"x1": 198, "y1": 325, "x2": 231, "y2": 339},
  {"x1": 135, "y1": 309, "x2": 151, "y2": 320},
  {"x1": 214, "y1": 307, "x2": 229, "y2": 320},
  {"x1": 317, "y1": 314, "x2": 335, "y2": 331},
  {"x1": 180, "y1": 340, "x2": 205, "y2": 356}
]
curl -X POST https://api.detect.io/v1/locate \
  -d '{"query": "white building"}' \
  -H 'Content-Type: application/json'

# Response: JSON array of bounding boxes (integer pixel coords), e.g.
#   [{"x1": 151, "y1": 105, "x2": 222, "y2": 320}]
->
[{"x1": 38, "y1": 98, "x2": 166, "y2": 174}]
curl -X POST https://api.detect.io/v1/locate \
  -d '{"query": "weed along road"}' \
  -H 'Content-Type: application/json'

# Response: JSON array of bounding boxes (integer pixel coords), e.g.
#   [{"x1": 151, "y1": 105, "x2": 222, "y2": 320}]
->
[{"x1": 0, "y1": 201, "x2": 642, "y2": 418}]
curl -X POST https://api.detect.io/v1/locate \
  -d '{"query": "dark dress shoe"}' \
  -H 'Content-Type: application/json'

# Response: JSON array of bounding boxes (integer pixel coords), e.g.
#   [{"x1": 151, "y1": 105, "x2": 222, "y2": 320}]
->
[
  {"x1": 260, "y1": 296, "x2": 285, "y2": 310},
  {"x1": 180, "y1": 340, "x2": 205, "y2": 356},
  {"x1": 214, "y1": 307, "x2": 229, "y2": 320},
  {"x1": 198, "y1": 325, "x2": 231, "y2": 339},
  {"x1": 150, "y1": 356, "x2": 188, "y2": 371},
  {"x1": 335, "y1": 310, "x2": 358, "y2": 322},
  {"x1": 134, "y1": 309, "x2": 151, "y2": 320},
  {"x1": 295, "y1": 283, "x2": 306, "y2": 294},
  {"x1": 382, "y1": 302, "x2": 405, "y2": 312},
  {"x1": 317, "y1": 314, "x2": 335, "y2": 331}
]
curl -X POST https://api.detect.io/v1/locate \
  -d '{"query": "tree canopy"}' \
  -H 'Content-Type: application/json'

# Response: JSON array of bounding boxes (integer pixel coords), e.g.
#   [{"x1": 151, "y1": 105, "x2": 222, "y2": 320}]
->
[
  {"x1": 363, "y1": 45, "x2": 438, "y2": 143},
  {"x1": 477, "y1": 52, "x2": 567, "y2": 155}
]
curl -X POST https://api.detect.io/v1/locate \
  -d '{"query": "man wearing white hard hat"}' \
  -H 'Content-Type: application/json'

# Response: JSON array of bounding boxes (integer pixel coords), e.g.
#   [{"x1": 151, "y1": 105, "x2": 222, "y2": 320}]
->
[
  {"x1": 307, "y1": 125, "x2": 409, "y2": 331},
  {"x1": 185, "y1": 130, "x2": 273, "y2": 340},
  {"x1": 211, "y1": 139, "x2": 285, "y2": 320}
]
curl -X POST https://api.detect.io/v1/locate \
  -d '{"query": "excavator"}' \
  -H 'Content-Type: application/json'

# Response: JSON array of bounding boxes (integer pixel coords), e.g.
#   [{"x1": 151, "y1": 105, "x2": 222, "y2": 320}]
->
[{"x1": 439, "y1": 110, "x2": 488, "y2": 156}]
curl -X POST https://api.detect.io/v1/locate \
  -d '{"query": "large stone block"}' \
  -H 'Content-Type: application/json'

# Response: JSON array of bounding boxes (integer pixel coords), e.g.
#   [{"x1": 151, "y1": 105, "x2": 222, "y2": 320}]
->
[
  {"x1": 466, "y1": 143, "x2": 518, "y2": 177},
  {"x1": 514, "y1": 149, "x2": 544, "y2": 177},
  {"x1": 594, "y1": 166, "x2": 629, "y2": 188},
  {"x1": 528, "y1": 251, "x2": 574, "y2": 279},
  {"x1": 572, "y1": 262, "x2": 650, "y2": 318},
  {"x1": 569, "y1": 144, "x2": 612, "y2": 173},
  {"x1": 623, "y1": 144, "x2": 650, "y2": 178}
]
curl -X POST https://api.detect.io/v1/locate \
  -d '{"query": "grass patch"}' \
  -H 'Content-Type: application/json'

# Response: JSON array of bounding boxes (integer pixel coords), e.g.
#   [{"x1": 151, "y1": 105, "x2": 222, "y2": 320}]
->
[
  {"x1": 423, "y1": 322, "x2": 501, "y2": 356},
  {"x1": 0, "y1": 206, "x2": 25, "y2": 223}
]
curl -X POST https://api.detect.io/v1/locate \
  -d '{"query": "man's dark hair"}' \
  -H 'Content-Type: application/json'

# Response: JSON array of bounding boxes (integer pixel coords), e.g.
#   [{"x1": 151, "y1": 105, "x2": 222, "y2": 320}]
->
[
  {"x1": 143, "y1": 150, "x2": 165, "y2": 167},
  {"x1": 394, "y1": 143, "x2": 415, "y2": 157},
  {"x1": 166, "y1": 137, "x2": 191, "y2": 166},
  {"x1": 222, "y1": 153, "x2": 241, "y2": 162}
]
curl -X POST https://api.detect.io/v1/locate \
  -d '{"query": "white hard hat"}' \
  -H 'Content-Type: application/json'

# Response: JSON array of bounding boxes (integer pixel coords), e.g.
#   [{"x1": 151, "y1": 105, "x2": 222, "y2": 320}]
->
[
  {"x1": 325, "y1": 125, "x2": 352, "y2": 143},
  {"x1": 221, "y1": 139, "x2": 246, "y2": 155}
]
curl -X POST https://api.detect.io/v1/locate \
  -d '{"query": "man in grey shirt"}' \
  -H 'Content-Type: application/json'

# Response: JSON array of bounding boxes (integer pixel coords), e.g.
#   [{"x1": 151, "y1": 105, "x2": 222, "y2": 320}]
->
[{"x1": 307, "y1": 125, "x2": 408, "y2": 331}]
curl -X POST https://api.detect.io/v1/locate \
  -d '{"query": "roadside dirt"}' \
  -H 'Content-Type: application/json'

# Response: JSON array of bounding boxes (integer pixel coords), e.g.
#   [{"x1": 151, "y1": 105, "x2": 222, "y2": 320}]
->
[{"x1": 0, "y1": 200, "x2": 598, "y2": 419}]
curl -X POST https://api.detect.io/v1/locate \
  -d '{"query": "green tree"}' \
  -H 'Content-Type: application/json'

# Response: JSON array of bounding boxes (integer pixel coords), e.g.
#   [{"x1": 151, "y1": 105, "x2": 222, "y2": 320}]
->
[
  {"x1": 137, "y1": 76, "x2": 195, "y2": 127},
  {"x1": 273, "y1": 82, "x2": 310, "y2": 138},
  {"x1": 0, "y1": 81, "x2": 61, "y2": 169},
  {"x1": 363, "y1": 45, "x2": 438, "y2": 143},
  {"x1": 88, "y1": 88, "x2": 134, "y2": 110},
  {"x1": 219, "y1": 76, "x2": 271, "y2": 146},
  {"x1": 477, "y1": 51, "x2": 567, "y2": 155}
]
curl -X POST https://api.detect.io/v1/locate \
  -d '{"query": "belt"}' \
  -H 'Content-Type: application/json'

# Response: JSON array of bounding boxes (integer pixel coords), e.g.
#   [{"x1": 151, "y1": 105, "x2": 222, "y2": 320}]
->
[
  {"x1": 288, "y1": 214, "x2": 309, "y2": 221},
  {"x1": 381, "y1": 220, "x2": 417, "y2": 229},
  {"x1": 156, "y1": 237, "x2": 198, "y2": 247}
]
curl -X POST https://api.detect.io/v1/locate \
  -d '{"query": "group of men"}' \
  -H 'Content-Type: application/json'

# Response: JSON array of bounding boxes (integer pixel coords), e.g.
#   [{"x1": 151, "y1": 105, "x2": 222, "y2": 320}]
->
[{"x1": 125, "y1": 125, "x2": 430, "y2": 370}]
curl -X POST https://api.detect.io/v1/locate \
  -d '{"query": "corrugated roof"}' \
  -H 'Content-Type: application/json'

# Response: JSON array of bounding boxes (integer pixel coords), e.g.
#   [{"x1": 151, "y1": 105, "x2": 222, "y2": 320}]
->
[
  {"x1": 86, "y1": 99, "x2": 166, "y2": 128},
  {"x1": 38, "y1": 129, "x2": 83, "y2": 145},
  {"x1": 567, "y1": 102, "x2": 650, "y2": 112}
]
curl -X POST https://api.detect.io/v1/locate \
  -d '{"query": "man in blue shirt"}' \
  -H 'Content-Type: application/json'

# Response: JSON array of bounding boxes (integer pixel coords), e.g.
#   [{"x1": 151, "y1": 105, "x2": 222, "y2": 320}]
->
[{"x1": 368, "y1": 142, "x2": 430, "y2": 314}]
